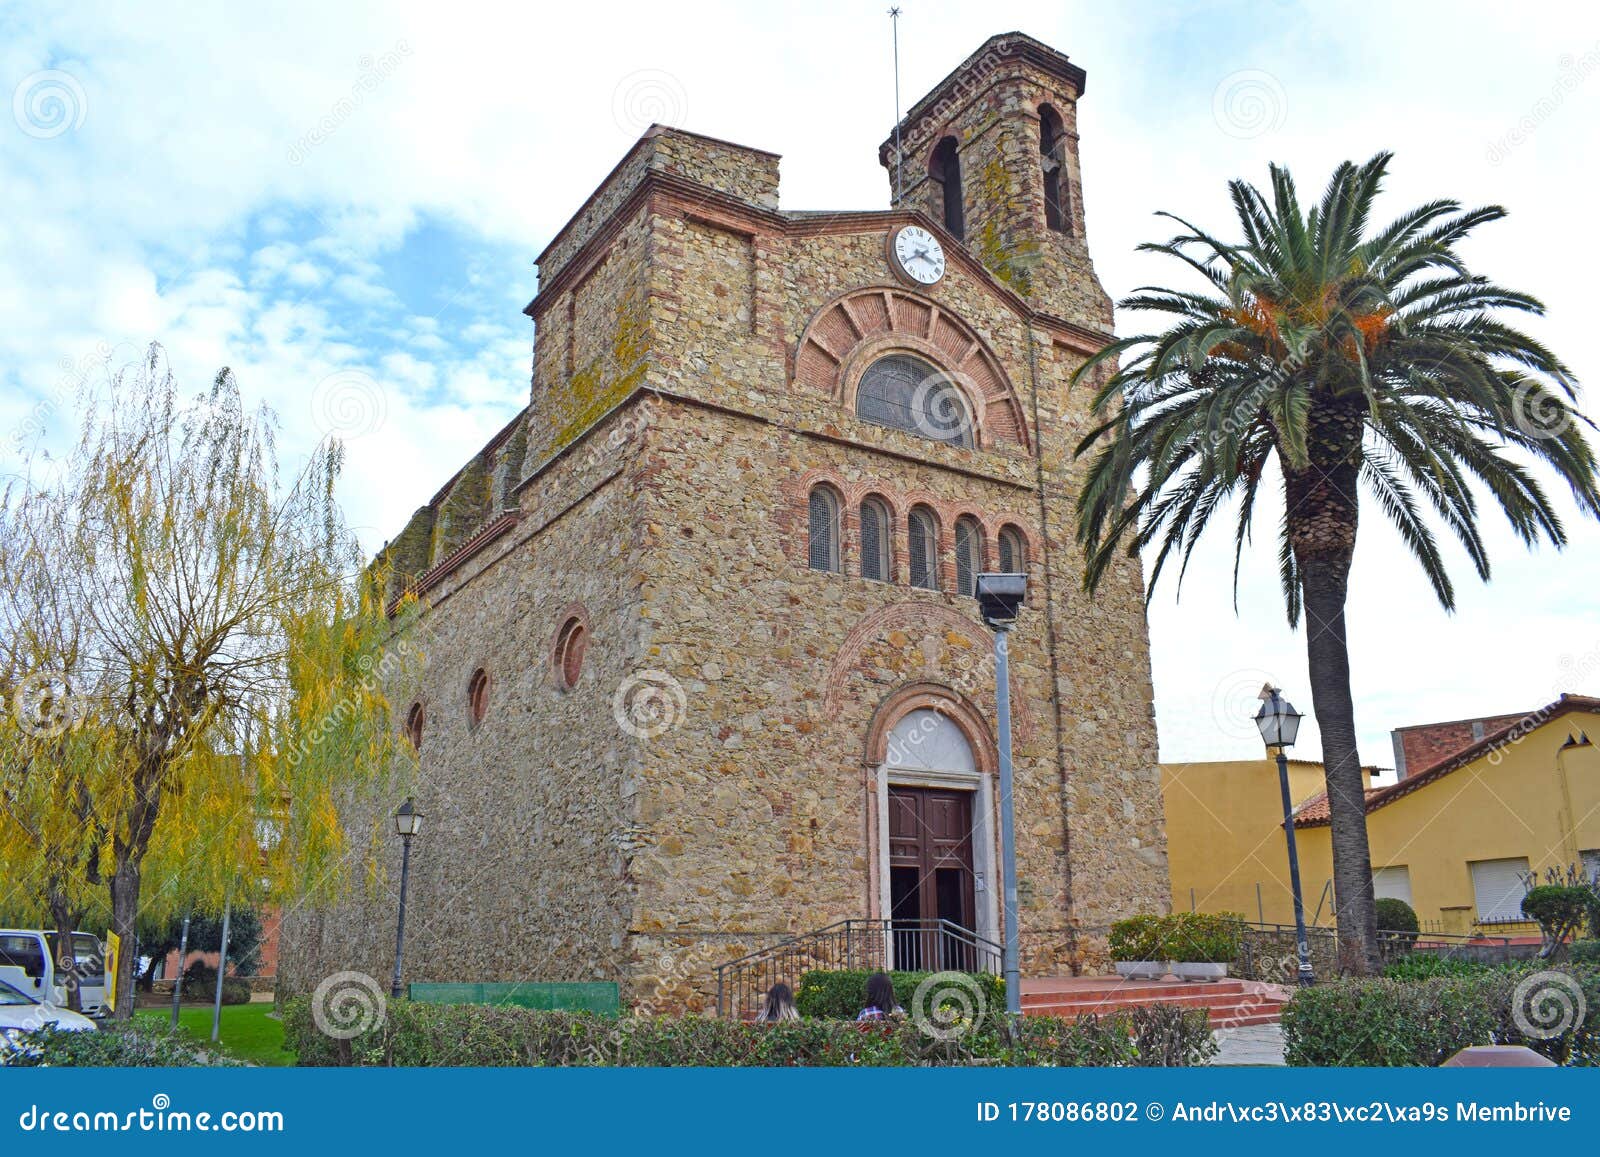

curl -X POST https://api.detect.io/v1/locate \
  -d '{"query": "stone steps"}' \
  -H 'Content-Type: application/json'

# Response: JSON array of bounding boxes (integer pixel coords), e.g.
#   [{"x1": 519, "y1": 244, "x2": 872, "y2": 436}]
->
[{"x1": 1019, "y1": 977, "x2": 1288, "y2": 1028}]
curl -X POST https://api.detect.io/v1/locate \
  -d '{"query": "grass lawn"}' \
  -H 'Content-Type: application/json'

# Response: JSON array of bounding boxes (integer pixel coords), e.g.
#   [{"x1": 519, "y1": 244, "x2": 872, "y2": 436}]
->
[{"x1": 133, "y1": 1001, "x2": 293, "y2": 1066}]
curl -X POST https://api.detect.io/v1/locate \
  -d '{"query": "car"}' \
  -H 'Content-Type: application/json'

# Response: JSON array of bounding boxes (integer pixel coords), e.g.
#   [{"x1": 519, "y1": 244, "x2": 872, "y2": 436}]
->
[
  {"x1": 0, "y1": 976, "x2": 97, "y2": 1059},
  {"x1": 0, "y1": 929, "x2": 107, "y2": 1016}
]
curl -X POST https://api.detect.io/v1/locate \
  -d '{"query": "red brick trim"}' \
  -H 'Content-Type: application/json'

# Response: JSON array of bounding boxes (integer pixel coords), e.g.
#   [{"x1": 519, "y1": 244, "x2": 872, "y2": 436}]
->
[
  {"x1": 387, "y1": 511, "x2": 524, "y2": 616},
  {"x1": 864, "y1": 681, "x2": 1000, "y2": 775},
  {"x1": 550, "y1": 603, "x2": 592, "y2": 691}
]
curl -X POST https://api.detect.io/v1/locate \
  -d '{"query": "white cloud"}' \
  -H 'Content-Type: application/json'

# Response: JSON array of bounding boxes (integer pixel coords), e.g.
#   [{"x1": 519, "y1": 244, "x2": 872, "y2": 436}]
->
[{"x1": 2, "y1": 0, "x2": 1597, "y2": 767}]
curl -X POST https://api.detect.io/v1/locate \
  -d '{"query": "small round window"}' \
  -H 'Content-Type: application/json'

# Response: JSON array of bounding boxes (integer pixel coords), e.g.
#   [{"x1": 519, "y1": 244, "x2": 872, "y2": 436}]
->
[
  {"x1": 856, "y1": 354, "x2": 973, "y2": 447},
  {"x1": 555, "y1": 617, "x2": 587, "y2": 689}
]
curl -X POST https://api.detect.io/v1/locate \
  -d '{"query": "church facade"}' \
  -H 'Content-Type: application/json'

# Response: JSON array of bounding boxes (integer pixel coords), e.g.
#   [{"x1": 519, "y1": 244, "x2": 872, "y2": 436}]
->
[{"x1": 280, "y1": 32, "x2": 1169, "y2": 1013}]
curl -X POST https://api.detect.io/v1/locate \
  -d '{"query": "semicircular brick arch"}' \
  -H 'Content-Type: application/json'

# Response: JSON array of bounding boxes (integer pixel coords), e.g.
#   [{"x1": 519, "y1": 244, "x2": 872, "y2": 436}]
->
[
  {"x1": 793, "y1": 286, "x2": 1031, "y2": 451},
  {"x1": 821, "y1": 601, "x2": 1034, "y2": 746}
]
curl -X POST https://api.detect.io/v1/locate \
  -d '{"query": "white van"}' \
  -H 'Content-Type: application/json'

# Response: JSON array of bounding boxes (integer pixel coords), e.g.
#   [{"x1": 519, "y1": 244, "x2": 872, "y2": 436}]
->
[{"x1": 0, "y1": 930, "x2": 107, "y2": 1017}]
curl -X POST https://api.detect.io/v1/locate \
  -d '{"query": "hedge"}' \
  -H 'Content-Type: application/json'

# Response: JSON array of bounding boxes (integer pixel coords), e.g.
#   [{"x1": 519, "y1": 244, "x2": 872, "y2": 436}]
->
[
  {"x1": 1109, "y1": 912, "x2": 1243, "y2": 963},
  {"x1": 795, "y1": 969, "x2": 1005, "y2": 1022},
  {"x1": 4, "y1": 1024, "x2": 238, "y2": 1067},
  {"x1": 1282, "y1": 964, "x2": 1599, "y2": 1066},
  {"x1": 280, "y1": 999, "x2": 1216, "y2": 1067}
]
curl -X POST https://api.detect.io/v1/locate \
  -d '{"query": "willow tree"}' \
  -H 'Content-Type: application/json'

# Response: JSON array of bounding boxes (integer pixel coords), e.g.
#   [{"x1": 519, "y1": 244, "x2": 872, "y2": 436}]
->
[
  {"x1": 0, "y1": 345, "x2": 404, "y2": 1015},
  {"x1": 1073, "y1": 155, "x2": 1599, "y2": 973}
]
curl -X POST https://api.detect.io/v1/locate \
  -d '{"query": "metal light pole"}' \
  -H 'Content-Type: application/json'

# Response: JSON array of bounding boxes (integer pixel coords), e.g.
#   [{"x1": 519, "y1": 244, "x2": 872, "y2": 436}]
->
[
  {"x1": 390, "y1": 797, "x2": 423, "y2": 1000},
  {"x1": 169, "y1": 912, "x2": 191, "y2": 1029},
  {"x1": 210, "y1": 895, "x2": 231, "y2": 1042},
  {"x1": 976, "y1": 573, "x2": 1027, "y2": 1017},
  {"x1": 1255, "y1": 686, "x2": 1315, "y2": 986}
]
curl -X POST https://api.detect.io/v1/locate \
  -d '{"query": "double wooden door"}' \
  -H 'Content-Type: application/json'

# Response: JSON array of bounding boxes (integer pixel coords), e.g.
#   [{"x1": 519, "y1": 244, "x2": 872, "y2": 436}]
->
[{"x1": 887, "y1": 786, "x2": 977, "y2": 971}]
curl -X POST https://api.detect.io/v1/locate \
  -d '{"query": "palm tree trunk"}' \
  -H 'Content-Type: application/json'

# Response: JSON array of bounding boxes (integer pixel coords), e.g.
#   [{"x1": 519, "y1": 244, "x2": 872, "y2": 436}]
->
[
  {"x1": 1287, "y1": 422, "x2": 1381, "y2": 976},
  {"x1": 1299, "y1": 553, "x2": 1381, "y2": 975}
]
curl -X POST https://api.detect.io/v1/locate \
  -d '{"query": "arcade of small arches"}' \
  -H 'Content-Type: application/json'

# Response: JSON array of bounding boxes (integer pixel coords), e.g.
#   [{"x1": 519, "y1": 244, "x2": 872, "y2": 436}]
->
[{"x1": 805, "y1": 481, "x2": 1029, "y2": 596}]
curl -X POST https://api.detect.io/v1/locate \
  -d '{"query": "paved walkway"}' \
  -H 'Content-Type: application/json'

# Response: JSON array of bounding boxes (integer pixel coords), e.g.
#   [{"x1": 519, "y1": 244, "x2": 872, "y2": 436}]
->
[{"x1": 1209, "y1": 1023, "x2": 1286, "y2": 1066}]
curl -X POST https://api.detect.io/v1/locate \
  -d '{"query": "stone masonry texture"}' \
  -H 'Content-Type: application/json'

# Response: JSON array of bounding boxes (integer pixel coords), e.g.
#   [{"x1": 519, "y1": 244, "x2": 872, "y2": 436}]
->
[{"x1": 279, "y1": 32, "x2": 1169, "y2": 1014}]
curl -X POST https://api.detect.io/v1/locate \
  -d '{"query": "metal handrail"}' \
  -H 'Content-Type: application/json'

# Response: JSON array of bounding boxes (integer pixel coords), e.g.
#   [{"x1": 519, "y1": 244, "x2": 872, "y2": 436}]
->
[{"x1": 713, "y1": 918, "x2": 1002, "y2": 1019}]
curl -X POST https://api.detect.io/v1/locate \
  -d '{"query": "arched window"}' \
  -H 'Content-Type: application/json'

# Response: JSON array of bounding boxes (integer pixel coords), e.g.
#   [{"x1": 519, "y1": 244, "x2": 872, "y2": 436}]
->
[
  {"x1": 1040, "y1": 105, "x2": 1071, "y2": 235},
  {"x1": 998, "y1": 524, "x2": 1027, "y2": 574},
  {"x1": 930, "y1": 136, "x2": 964, "y2": 241},
  {"x1": 860, "y1": 496, "x2": 892, "y2": 582},
  {"x1": 808, "y1": 485, "x2": 841, "y2": 572},
  {"x1": 954, "y1": 516, "x2": 983, "y2": 597},
  {"x1": 554, "y1": 616, "x2": 587, "y2": 689},
  {"x1": 856, "y1": 355, "x2": 973, "y2": 448},
  {"x1": 467, "y1": 668, "x2": 490, "y2": 725},
  {"x1": 403, "y1": 702, "x2": 425, "y2": 751},
  {"x1": 908, "y1": 505, "x2": 940, "y2": 591}
]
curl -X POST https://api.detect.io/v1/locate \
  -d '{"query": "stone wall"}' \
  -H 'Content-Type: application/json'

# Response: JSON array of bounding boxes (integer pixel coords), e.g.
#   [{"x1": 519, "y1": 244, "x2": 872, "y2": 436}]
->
[{"x1": 280, "y1": 33, "x2": 1169, "y2": 1010}]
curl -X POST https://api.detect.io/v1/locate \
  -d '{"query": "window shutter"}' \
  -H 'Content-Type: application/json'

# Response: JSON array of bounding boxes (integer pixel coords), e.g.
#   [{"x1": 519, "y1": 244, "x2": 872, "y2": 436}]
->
[
  {"x1": 1372, "y1": 866, "x2": 1412, "y2": 907},
  {"x1": 1470, "y1": 858, "x2": 1530, "y2": 922},
  {"x1": 808, "y1": 489, "x2": 836, "y2": 572},
  {"x1": 909, "y1": 512, "x2": 934, "y2": 589},
  {"x1": 955, "y1": 518, "x2": 979, "y2": 596},
  {"x1": 861, "y1": 502, "x2": 884, "y2": 581}
]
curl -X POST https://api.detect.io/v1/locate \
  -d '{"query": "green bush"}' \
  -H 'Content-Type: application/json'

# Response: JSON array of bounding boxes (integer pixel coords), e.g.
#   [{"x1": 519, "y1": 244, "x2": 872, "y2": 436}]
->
[
  {"x1": 1283, "y1": 964, "x2": 1599, "y2": 1066},
  {"x1": 1523, "y1": 885, "x2": 1600, "y2": 951},
  {"x1": 179, "y1": 965, "x2": 251, "y2": 1006},
  {"x1": 5, "y1": 1024, "x2": 238, "y2": 1067},
  {"x1": 1108, "y1": 912, "x2": 1243, "y2": 964},
  {"x1": 1108, "y1": 915, "x2": 1166, "y2": 962},
  {"x1": 1381, "y1": 953, "x2": 1495, "y2": 981},
  {"x1": 280, "y1": 999, "x2": 1215, "y2": 1068},
  {"x1": 794, "y1": 970, "x2": 1005, "y2": 1022},
  {"x1": 1375, "y1": 897, "x2": 1419, "y2": 935},
  {"x1": 1570, "y1": 940, "x2": 1600, "y2": 965}
]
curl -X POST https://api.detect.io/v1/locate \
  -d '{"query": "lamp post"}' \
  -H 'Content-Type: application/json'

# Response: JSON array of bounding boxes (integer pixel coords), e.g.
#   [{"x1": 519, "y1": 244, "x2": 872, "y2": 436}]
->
[
  {"x1": 976, "y1": 572, "x2": 1027, "y2": 1017},
  {"x1": 1254, "y1": 686, "x2": 1315, "y2": 986},
  {"x1": 390, "y1": 797, "x2": 424, "y2": 1000}
]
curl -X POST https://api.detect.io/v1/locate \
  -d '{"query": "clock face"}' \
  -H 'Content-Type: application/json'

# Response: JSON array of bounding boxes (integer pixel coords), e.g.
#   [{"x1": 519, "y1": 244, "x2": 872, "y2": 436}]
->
[{"x1": 891, "y1": 225, "x2": 946, "y2": 285}]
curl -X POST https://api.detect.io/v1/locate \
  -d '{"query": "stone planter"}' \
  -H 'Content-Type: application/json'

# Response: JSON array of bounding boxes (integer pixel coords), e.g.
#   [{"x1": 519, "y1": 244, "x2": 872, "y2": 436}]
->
[
  {"x1": 1171, "y1": 961, "x2": 1229, "y2": 982},
  {"x1": 1115, "y1": 961, "x2": 1172, "y2": 981}
]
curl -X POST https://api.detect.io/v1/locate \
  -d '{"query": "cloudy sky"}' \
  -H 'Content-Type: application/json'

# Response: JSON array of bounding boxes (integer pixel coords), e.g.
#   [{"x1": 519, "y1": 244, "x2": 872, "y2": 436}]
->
[{"x1": 3, "y1": 0, "x2": 1598, "y2": 773}]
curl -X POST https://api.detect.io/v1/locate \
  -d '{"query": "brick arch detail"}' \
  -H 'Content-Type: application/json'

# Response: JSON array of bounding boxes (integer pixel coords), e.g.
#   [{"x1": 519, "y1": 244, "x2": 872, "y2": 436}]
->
[
  {"x1": 781, "y1": 473, "x2": 1038, "y2": 586},
  {"x1": 864, "y1": 681, "x2": 999, "y2": 775},
  {"x1": 822, "y1": 601, "x2": 1034, "y2": 746},
  {"x1": 792, "y1": 285, "x2": 1030, "y2": 451}
]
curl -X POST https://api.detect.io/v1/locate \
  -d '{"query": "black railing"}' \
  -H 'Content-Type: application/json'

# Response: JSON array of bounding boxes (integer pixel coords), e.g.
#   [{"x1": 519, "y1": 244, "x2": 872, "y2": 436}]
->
[{"x1": 713, "y1": 919, "x2": 1002, "y2": 1019}]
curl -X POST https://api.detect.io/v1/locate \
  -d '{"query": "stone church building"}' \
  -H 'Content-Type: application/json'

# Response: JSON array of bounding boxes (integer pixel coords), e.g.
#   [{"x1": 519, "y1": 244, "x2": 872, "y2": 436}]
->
[{"x1": 280, "y1": 32, "x2": 1169, "y2": 1013}]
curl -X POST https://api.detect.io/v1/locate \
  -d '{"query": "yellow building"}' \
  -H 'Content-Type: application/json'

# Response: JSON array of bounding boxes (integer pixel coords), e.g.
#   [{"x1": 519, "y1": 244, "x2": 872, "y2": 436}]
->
[{"x1": 1162, "y1": 694, "x2": 1600, "y2": 934}]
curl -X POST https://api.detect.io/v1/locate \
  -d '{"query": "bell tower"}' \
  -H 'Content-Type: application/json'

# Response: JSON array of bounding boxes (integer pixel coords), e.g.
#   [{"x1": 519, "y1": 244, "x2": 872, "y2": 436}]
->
[{"x1": 878, "y1": 32, "x2": 1111, "y2": 332}]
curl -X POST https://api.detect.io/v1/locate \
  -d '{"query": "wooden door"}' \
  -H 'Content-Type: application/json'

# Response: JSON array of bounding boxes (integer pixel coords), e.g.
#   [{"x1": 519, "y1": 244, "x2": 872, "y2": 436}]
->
[{"x1": 887, "y1": 787, "x2": 976, "y2": 970}]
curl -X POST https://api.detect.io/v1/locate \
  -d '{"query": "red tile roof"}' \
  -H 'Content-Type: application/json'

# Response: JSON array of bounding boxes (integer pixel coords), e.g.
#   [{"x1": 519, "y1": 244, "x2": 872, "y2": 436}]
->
[{"x1": 1294, "y1": 693, "x2": 1600, "y2": 827}]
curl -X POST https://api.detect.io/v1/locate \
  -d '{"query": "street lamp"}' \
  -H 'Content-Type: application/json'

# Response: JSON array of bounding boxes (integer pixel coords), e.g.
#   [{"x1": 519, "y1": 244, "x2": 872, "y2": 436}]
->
[
  {"x1": 976, "y1": 572, "x2": 1026, "y2": 1017},
  {"x1": 1254, "y1": 686, "x2": 1315, "y2": 986},
  {"x1": 390, "y1": 797, "x2": 424, "y2": 999}
]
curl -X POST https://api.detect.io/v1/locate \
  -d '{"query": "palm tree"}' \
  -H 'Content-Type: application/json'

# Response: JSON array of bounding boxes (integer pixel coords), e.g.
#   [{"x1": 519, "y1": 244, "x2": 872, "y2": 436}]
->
[{"x1": 1073, "y1": 153, "x2": 1599, "y2": 973}]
